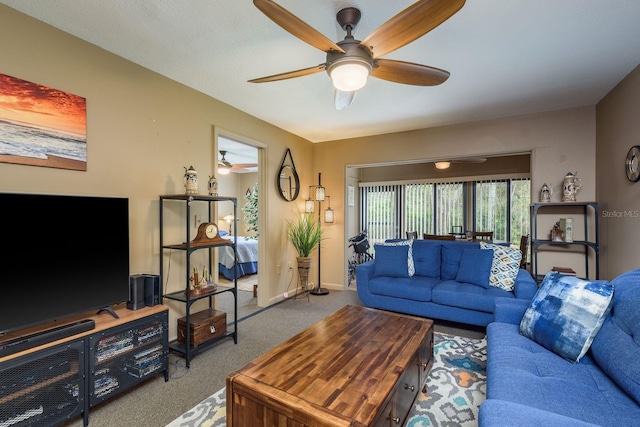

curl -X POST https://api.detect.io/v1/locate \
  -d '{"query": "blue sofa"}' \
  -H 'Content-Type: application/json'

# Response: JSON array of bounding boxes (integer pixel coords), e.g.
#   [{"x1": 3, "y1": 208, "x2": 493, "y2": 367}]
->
[
  {"x1": 480, "y1": 269, "x2": 640, "y2": 426},
  {"x1": 355, "y1": 239, "x2": 537, "y2": 326}
]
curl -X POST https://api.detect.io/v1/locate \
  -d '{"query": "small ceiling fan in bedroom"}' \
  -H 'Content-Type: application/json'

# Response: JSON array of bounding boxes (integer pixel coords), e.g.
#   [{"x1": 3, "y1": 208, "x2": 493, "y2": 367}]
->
[
  {"x1": 249, "y1": 0, "x2": 466, "y2": 109},
  {"x1": 218, "y1": 150, "x2": 258, "y2": 174}
]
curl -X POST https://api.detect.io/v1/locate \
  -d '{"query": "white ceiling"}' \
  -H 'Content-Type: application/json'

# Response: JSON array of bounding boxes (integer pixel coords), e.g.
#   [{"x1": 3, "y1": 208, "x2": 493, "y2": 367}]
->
[{"x1": 3, "y1": 0, "x2": 640, "y2": 143}]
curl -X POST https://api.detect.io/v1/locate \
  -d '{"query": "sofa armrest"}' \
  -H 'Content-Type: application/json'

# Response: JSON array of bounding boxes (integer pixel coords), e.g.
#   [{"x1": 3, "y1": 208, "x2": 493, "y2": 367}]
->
[
  {"x1": 355, "y1": 260, "x2": 376, "y2": 304},
  {"x1": 479, "y1": 400, "x2": 600, "y2": 427},
  {"x1": 494, "y1": 298, "x2": 530, "y2": 324},
  {"x1": 513, "y1": 269, "x2": 537, "y2": 300}
]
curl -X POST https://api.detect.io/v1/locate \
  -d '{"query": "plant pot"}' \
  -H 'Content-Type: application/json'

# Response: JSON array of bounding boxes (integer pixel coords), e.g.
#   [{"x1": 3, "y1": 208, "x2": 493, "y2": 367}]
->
[{"x1": 297, "y1": 256, "x2": 312, "y2": 291}]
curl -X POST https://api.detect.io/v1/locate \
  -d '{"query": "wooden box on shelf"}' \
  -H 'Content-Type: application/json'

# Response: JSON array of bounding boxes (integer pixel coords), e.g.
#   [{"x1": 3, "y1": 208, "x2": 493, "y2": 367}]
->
[{"x1": 177, "y1": 309, "x2": 227, "y2": 348}]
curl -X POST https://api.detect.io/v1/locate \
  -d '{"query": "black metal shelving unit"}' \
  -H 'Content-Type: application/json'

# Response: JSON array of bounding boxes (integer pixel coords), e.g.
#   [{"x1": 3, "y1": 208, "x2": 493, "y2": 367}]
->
[
  {"x1": 159, "y1": 194, "x2": 238, "y2": 368},
  {"x1": 530, "y1": 201, "x2": 599, "y2": 283}
]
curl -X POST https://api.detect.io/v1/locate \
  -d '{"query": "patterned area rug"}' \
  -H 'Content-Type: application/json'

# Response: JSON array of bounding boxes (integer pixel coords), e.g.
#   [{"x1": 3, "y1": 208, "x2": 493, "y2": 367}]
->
[{"x1": 166, "y1": 333, "x2": 486, "y2": 427}]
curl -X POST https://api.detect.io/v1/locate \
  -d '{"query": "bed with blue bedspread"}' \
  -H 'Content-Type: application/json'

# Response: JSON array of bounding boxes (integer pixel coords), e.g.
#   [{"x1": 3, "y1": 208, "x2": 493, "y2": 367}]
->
[{"x1": 218, "y1": 235, "x2": 258, "y2": 280}]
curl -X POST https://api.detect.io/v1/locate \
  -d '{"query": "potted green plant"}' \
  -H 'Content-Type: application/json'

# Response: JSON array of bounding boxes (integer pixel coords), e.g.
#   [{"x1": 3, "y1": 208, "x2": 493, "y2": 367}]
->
[{"x1": 286, "y1": 212, "x2": 324, "y2": 291}]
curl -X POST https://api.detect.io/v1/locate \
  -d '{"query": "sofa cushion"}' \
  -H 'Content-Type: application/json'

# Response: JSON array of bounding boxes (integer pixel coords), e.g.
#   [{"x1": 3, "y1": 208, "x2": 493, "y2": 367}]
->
[
  {"x1": 456, "y1": 248, "x2": 493, "y2": 288},
  {"x1": 440, "y1": 245, "x2": 465, "y2": 280},
  {"x1": 481, "y1": 241, "x2": 522, "y2": 291},
  {"x1": 411, "y1": 240, "x2": 441, "y2": 278},
  {"x1": 432, "y1": 280, "x2": 514, "y2": 313},
  {"x1": 520, "y1": 272, "x2": 613, "y2": 363},
  {"x1": 487, "y1": 322, "x2": 640, "y2": 426},
  {"x1": 373, "y1": 244, "x2": 410, "y2": 278},
  {"x1": 590, "y1": 269, "x2": 640, "y2": 405},
  {"x1": 368, "y1": 276, "x2": 437, "y2": 302},
  {"x1": 383, "y1": 239, "x2": 414, "y2": 276}
]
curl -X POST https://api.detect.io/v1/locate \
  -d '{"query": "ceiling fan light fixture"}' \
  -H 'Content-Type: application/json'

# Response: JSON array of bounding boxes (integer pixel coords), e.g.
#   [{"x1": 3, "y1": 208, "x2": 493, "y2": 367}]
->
[
  {"x1": 328, "y1": 60, "x2": 371, "y2": 92},
  {"x1": 218, "y1": 166, "x2": 231, "y2": 175},
  {"x1": 435, "y1": 161, "x2": 451, "y2": 170}
]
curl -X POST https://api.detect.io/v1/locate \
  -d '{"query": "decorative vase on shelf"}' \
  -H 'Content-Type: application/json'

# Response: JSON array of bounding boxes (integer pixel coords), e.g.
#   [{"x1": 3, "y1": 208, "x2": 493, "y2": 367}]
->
[
  {"x1": 540, "y1": 183, "x2": 553, "y2": 203},
  {"x1": 208, "y1": 175, "x2": 218, "y2": 196},
  {"x1": 184, "y1": 165, "x2": 198, "y2": 195},
  {"x1": 562, "y1": 172, "x2": 582, "y2": 202}
]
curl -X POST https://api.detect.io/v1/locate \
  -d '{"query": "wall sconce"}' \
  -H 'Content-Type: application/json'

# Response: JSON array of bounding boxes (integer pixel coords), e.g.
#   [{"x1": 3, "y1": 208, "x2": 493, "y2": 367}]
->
[{"x1": 324, "y1": 196, "x2": 334, "y2": 223}]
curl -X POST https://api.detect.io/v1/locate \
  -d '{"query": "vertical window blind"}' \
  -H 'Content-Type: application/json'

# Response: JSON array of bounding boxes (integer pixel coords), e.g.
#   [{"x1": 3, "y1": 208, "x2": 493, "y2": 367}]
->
[
  {"x1": 435, "y1": 182, "x2": 465, "y2": 235},
  {"x1": 360, "y1": 178, "x2": 530, "y2": 247},
  {"x1": 405, "y1": 183, "x2": 434, "y2": 239}
]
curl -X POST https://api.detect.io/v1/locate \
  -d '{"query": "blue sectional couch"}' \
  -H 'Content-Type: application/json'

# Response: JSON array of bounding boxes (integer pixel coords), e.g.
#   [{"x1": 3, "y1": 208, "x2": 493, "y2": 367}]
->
[
  {"x1": 480, "y1": 269, "x2": 640, "y2": 426},
  {"x1": 355, "y1": 239, "x2": 537, "y2": 326}
]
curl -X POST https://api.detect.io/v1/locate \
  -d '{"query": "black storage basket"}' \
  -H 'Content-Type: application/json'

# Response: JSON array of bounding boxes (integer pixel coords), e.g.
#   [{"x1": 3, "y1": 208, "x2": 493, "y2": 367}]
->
[{"x1": 349, "y1": 233, "x2": 370, "y2": 254}]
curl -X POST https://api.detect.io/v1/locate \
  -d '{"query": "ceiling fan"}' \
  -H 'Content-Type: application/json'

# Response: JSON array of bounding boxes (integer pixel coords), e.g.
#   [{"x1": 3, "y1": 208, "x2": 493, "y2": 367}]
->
[
  {"x1": 249, "y1": 0, "x2": 466, "y2": 109},
  {"x1": 218, "y1": 150, "x2": 258, "y2": 174}
]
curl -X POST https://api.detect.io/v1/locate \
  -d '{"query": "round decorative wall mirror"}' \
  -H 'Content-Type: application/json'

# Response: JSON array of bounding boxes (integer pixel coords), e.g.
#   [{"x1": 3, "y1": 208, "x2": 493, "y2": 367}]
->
[{"x1": 278, "y1": 148, "x2": 300, "y2": 201}]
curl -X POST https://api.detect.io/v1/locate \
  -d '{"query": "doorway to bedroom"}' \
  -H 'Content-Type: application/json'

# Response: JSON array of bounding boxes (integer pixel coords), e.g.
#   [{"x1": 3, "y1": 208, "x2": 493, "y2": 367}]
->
[{"x1": 215, "y1": 133, "x2": 263, "y2": 320}]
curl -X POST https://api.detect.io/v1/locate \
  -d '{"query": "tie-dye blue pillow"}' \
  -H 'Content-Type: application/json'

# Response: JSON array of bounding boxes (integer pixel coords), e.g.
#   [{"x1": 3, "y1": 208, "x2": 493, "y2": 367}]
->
[{"x1": 520, "y1": 272, "x2": 613, "y2": 363}]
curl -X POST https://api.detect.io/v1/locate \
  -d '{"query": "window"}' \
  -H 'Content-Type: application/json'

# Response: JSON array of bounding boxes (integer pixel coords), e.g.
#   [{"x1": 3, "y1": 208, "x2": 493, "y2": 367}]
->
[
  {"x1": 405, "y1": 183, "x2": 434, "y2": 238},
  {"x1": 435, "y1": 182, "x2": 465, "y2": 235},
  {"x1": 360, "y1": 178, "x2": 530, "y2": 246},
  {"x1": 473, "y1": 179, "x2": 530, "y2": 245},
  {"x1": 474, "y1": 181, "x2": 508, "y2": 240},
  {"x1": 361, "y1": 184, "x2": 400, "y2": 245}
]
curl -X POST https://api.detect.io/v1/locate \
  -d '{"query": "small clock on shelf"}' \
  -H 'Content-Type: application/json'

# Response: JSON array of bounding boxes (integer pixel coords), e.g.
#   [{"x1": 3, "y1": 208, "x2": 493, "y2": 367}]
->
[{"x1": 190, "y1": 222, "x2": 227, "y2": 246}]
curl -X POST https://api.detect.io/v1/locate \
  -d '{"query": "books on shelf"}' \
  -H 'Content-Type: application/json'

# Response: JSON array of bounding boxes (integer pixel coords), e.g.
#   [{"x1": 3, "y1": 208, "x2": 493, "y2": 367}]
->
[
  {"x1": 559, "y1": 218, "x2": 573, "y2": 242},
  {"x1": 552, "y1": 266, "x2": 576, "y2": 276}
]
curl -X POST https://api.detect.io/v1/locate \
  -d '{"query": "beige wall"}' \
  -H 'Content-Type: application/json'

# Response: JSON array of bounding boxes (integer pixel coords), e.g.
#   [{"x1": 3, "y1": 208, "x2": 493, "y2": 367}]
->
[
  {"x1": 315, "y1": 107, "x2": 597, "y2": 287},
  {"x1": 596, "y1": 64, "x2": 640, "y2": 279},
  {"x1": 0, "y1": 5, "x2": 314, "y2": 334}
]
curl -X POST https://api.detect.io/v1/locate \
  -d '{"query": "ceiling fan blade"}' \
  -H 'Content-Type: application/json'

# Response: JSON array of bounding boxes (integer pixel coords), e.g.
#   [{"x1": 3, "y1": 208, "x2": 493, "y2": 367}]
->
[
  {"x1": 371, "y1": 58, "x2": 449, "y2": 86},
  {"x1": 361, "y1": 0, "x2": 465, "y2": 59},
  {"x1": 232, "y1": 163, "x2": 258, "y2": 169},
  {"x1": 253, "y1": 0, "x2": 345, "y2": 54},
  {"x1": 334, "y1": 90, "x2": 355, "y2": 110},
  {"x1": 249, "y1": 64, "x2": 326, "y2": 83},
  {"x1": 452, "y1": 157, "x2": 487, "y2": 164}
]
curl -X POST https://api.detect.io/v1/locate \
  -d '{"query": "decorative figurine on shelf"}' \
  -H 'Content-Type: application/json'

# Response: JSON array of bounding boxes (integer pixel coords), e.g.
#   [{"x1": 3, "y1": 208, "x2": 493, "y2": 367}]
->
[
  {"x1": 540, "y1": 183, "x2": 553, "y2": 203},
  {"x1": 550, "y1": 221, "x2": 564, "y2": 242},
  {"x1": 184, "y1": 165, "x2": 198, "y2": 195},
  {"x1": 562, "y1": 172, "x2": 582, "y2": 202},
  {"x1": 208, "y1": 175, "x2": 218, "y2": 196}
]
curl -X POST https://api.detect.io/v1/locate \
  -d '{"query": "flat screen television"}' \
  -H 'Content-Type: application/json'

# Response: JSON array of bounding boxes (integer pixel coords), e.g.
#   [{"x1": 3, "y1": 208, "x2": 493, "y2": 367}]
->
[{"x1": 0, "y1": 193, "x2": 130, "y2": 334}]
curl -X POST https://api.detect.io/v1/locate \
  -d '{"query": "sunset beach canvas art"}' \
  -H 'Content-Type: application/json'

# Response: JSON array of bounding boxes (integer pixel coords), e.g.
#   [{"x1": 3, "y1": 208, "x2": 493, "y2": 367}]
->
[{"x1": 0, "y1": 73, "x2": 87, "y2": 171}]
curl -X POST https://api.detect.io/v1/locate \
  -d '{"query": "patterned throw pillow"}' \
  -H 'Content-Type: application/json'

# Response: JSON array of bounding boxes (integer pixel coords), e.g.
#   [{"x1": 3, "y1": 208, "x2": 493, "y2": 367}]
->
[
  {"x1": 520, "y1": 272, "x2": 613, "y2": 363},
  {"x1": 480, "y1": 241, "x2": 522, "y2": 291},
  {"x1": 384, "y1": 239, "x2": 415, "y2": 277}
]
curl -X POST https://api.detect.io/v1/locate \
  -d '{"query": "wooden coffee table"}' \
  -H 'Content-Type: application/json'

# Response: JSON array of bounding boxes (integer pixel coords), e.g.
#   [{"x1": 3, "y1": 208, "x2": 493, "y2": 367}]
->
[{"x1": 227, "y1": 305, "x2": 434, "y2": 426}]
